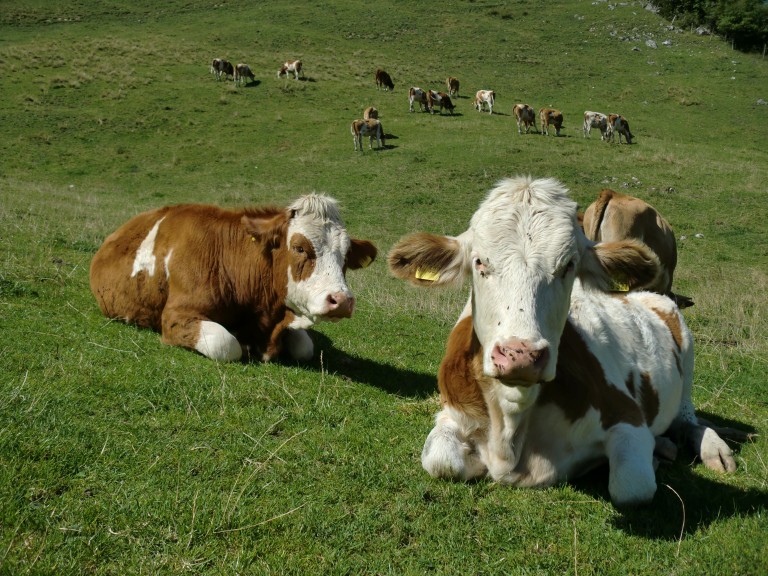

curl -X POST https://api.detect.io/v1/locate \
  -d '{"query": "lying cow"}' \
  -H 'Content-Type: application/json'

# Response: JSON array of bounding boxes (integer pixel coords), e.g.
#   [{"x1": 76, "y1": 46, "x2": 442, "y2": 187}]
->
[
  {"x1": 512, "y1": 103, "x2": 536, "y2": 134},
  {"x1": 90, "y1": 195, "x2": 377, "y2": 362},
  {"x1": 278, "y1": 59, "x2": 303, "y2": 80},
  {"x1": 474, "y1": 90, "x2": 495, "y2": 114},
  {"x1": 408, "y1": 87, "x2": 429, "y2": 112},
  {"x1": 375, "y1": 69, "x2": 394, "y2": 91},
  {"x1": 446, "y1": 76, "x2": 460, "y2": 97},
  {"x1": 539, "y1": 107, "x2": 564, "y2": 136},
  {"x1": 388, "y1": 175, "x2": 735, "y2": 507},
  {"x1": 363, "y1": 106, "x2": 378, "y2": 120},
  {"x1": 427, "y1": 90, "x2": 455, "y2": 115},
  {"x1": 234, "y1": 63, "x2": 255, "y2": 86},
  {"x1": 583, "y1": 111, "x2": 610, "y2": 140},
  {"x1": 351, "y1": 118, "x2": 385, "y2": 151},
  {"x1": 608, "y1": 113, "x2": 634, "y2": 144},
  {"x1": 211, "y1": 58, "x2": 234, "y2": 81}
]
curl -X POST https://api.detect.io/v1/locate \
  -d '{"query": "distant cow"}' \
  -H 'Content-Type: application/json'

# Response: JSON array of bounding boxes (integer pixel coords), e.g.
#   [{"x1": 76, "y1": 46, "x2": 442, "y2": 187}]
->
[
  {"x1": 540, "y1": 107, "x2": 564, "y2": 136},
  {"x1": 211, "y1": 58, "x2": 234, "y2": 81},
  {"x1": 427, "y1": 90, "x2": 455, "y2": 115},
  {"x1": 582, "y1": 188, "x2": 680, "y2": 300},
  {"x1": 474, "y1": 90, "x2": 495, "y2": 114},
  {"x1": 512, "y1": 103, "x2": 536, "y2": 134},
  {"x1": 446, "y1": 76, "x2": 460, "y2": 97},
  {"x1": 234, "y1": 63, "x2": 255, "y2": 86},
  {"x1": 278, "y1": 60, "x2": 303, "y2": 80},
  {"x1": 583, "y1": 111, "x2": 610, "y2": 140},
  {"x1": 375, "y1": 69, "x2": 394, "y2": 91},
  {"x1": 351, "y1": 118, "x2": 385, "y2": 151},
  {"x1": 409, "y1": 87, "x2": 429, "y2": 112},
  {"x1": 608, "y1": 114, "x2": 634, "y2": 144},
  {"x1": 90, "y1": 195, "x2": 377, "y2": 362},
  {"x1": 388, "y1": 175, "x2": 735, "y2": 507},
  {"x1": 363, "y1": 106, "x2": 379, "y2": 120}
]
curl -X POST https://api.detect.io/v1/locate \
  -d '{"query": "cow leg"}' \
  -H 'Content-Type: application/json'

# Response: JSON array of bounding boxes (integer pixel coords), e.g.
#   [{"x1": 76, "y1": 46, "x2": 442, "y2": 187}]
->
[
  {"x1": 422, "y1": 409, "x2": 486, "y2": 481},
  {"x1": 605, "y1": 423, "x2": 657, "y2": 506},
  {"x1": 161, "y1": 307, "x2": 242, "y2": 361},
  {"x1": 283, "y1": 328, "x2": 314, "y2": 361}
]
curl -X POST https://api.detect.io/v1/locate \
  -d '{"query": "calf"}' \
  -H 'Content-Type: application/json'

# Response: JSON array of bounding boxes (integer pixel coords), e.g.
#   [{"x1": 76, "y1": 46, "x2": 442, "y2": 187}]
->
[
  {"x1": 375, "y1": 69, "x2": 394, "y2": 91},
  {"x1": 608, "y1": 114, "x2": 634, "y2": 144},
  {"x1": 278, "y1": 59, "x2": 303, "y2": 80},
  {"x1": 427, "y1": 90, "x2": 455, "y2": 115},
  {"x1": 408, "y1": 87, "x2": 429, "y2": 112},
  {"x1": 234, "y1": 63, "x2": 255, "y2": 86},
  {"x1": 512, "y1": 103, "x2": 536, "y2": 134},
  {"x1": 474, "y1": 90, "x2": 495, "y2": 114},
  {"x1": 91, "y1": 195, "x2": 377, "y2": 362},
  {"x1": 539, "y1": 107, "x2": 564, "y2": 136},
  {"x1": 388, "y1": 175, "x2": 735, "y2": 507},
  {"x1": 583, "y1": 111, "x2": 610, "y2": 140},
  {"x1": 446, "y1": 76, "x2": 460, "y2": 97},
  {"x1": 351, "y1": 118, "x2": 385, "y2": 151}
]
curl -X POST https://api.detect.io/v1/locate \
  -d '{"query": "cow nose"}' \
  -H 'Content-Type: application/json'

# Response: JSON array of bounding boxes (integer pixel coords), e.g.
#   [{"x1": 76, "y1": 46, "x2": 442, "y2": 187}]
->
[
  {"x1": 325, "y1": 292, "x2": 355, "y2": 318},
  {"x1": 491, "y1": 340, "x2": 550, "y2": 383}
]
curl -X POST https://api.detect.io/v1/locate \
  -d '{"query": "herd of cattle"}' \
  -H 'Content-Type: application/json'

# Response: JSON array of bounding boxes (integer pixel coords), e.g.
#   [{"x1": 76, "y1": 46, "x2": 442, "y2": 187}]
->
[{"x1": 90, "y1": 168, "x2": 742, "y2": 506}]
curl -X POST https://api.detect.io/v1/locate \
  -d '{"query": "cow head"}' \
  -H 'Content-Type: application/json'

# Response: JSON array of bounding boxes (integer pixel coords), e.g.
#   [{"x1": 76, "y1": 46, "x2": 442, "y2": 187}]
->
[
  {"x1": 244, "y1": 194, "x2": 377, "y2": 324},
  {"x1": 388, "y1": 176, "x2": 659, "y2": 385}
]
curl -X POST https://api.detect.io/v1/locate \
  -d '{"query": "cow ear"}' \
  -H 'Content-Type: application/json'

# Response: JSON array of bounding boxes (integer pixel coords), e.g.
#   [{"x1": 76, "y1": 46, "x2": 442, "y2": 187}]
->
[
  {"x1": 346, "y1": 239, "x2": 378, "y2": 270},
  {"x1": 580, "y1": 240, "x2": 661, "y2": 292},
  {"x1": 388, "y1": 232, "x2": 469, "y2": 287},
  {"x1": 241, "y1": 211, "x2": 289, "y2": 248}
]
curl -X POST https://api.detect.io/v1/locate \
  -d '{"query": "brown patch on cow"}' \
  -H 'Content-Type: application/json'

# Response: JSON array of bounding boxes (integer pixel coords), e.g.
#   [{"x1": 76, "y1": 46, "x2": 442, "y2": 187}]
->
[
  {"x1": 638, "y1": 372, "x2": 659, "y2": 425},
  {"x1": 539, "y1": 321, "x2": 644, "y2": 429},
  {"x1": 289, "y1": 233, "x2": 316, "y2": 282},
  {"x1": 651, "y1": 306, "x2": 684, "y2": 351},
  {"x1": 438, "y1": 316, "x2": 489, "y2": 421},
  {"x1": 625, "y1": 373, "x2": 636, "y2": 398}
]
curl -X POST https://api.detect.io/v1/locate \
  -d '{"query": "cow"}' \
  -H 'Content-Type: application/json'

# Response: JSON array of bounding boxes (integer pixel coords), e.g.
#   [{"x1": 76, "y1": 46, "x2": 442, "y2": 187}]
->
[
  {"x1": 582, "y1": 188, "x2": 686, "y2": 305},
  {"x1": 234, "y1": 63, "x2": 255, "y2": 86},
  {"x1": 90, "y1": 195, "x2": 377, "y2": 363},
  {"x1": 363, "y1": 106, "x2": 378, "y2": 120},
  {"x1": 351, "y1": 118, "x2": 385, "y2": 151},
  {"x1": 387, "y1": 175, "x2": 735, "y2": 507},
  {"x1": 375, "y1": 69, "x2": 394, "y2": 91},
  {"x1": 540, "y1": 107, "x2": 564, "y2": 136},
  {"x1": 474, "y1": 90, "x2": 495, "y2": 114},
  {"x1": 427, "y1": 90, "x2": 455, "y2": 115},
  {"x1": 446, "y1": 76, "x2": 460, "y2": 97},
  {"x1": 583, "y1": 111, "x2": 610, "y2": 140},
  {"x1": 211, "y1": 58, "x2": 234, "y2": 81},
  {"x1": 512, "y1": 103, "x2": 536, "y2": 134},
  {"x1": 608, "y1": 114, "x2": 634, "y2": 144},
  {"x1": 210, "y1": 58, "x2": 221, "y2": 76},
  {"x1": 408, "y1": 87, "x2": 429, "y2": 113},
  {"x1": 278, "y1": 60, "x2": 303, "y2": 80}
]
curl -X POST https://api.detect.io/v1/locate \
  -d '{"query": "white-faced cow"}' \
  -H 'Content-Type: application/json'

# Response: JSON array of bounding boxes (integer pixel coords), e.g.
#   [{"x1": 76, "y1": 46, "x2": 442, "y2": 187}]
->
[
  {"x1": 211, "y1": 58, "x2": 234, "y2": 81},
  {"x1": 278, "y1": 60, "x2": 303, "y2": 80},
  {"x1": 540, "y1": 107, "x2": 564, "y2": 136},
  {"x1": 608, "y1": 114, "x2": 634, "y2": 144},
  {"x1": 90, "y1": 195, "x2": 377, "y2": 362},
  {"x1": 234, "y1": 63, "x2": 255, "y2": 86},
  {"x1": 427, "y1": 90, "x2": 455, "y2": 115},
  {"x1": 583, "y1": 111, "x2": 610, "y2": 141},
  {"x1": 408, "y1": 87, "x2": 429, "y2": 112},
  {"x1": 474, "y1": 90, "x2": 495, "y2": 114},
  {"x1": 375, "y1": 69, "x2": 394, "y2": 91},
  {"x1": 446, "y1": 76, "x2": 460, "y2": 97},
  {"x1": 351, "y1": 118, "x2": 385, "y2": 151},
  {"x1": 387, "y1": 175, "x2": 735, "y2": 507},
  {"x1": 512, "y1": 103, "x2": 536, "y2": 134},
  {"x1": 363, "y1": 106, "x2": 379, "y2": 120}
]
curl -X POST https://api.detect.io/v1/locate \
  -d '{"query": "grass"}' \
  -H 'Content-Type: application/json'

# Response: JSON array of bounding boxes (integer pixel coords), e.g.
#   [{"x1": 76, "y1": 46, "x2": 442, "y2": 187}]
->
[{"x1": 1, "y1": 0, "x2": 767, "y2": 573}]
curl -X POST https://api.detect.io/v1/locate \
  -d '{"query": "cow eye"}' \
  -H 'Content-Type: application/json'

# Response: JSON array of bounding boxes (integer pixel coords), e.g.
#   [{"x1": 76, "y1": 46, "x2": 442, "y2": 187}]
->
[
  {"x1": 559, "y1": 259, "x2": 575, "y2": 278},
  {"x1": 293, "y1": 245, "x2": 305, "y2": 254}
]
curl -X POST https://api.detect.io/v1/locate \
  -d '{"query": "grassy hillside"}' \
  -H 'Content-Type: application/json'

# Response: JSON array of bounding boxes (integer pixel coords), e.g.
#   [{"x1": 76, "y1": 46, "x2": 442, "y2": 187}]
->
[{"x1": 1, "y1": 0, "x2": 766, "y2": 574}]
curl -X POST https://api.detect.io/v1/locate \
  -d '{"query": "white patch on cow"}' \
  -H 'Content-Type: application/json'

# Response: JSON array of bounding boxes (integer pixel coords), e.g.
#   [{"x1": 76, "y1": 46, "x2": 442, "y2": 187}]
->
[
  {"x1": 284, "y1": 328, "x2": 314, "y2": 361},
  {"x1": 163, "y1": 248, "x2": 173, "y2": 280},
  {"x1": 195, "y1": 320, "x2": 242, "y2": 361},
  {"x1": 131, "y1": 216, "x2": 166, "y2": 278},
  {"x1": 422, "y1": 407, "x2": 488, "y2": 481}
]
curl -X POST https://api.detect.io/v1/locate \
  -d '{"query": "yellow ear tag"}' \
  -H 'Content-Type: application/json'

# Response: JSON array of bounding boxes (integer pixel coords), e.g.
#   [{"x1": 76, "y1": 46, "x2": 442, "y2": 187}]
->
[
  {"x1": 359, "y1": 255, "x2": 372, "y2": 269},
  {"x1": 415, "y1": 268, "x2": 440, "y2": 282},
  {"x1": 609, "y1": 273, "x2": 630, "y2": 292}
]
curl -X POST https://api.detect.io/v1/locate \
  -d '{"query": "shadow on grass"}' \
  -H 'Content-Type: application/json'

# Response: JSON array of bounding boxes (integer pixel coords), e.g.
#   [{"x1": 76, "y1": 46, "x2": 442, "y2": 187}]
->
[{"x1": 244, "y1": 80, "x2": 262, "y2": 88}]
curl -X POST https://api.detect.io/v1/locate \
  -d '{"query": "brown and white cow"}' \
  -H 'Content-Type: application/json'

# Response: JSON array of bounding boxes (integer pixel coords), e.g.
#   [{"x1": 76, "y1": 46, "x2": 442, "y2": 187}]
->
[
  {"x1": 388, "y1": 176, "x2": 735, "y2": 507},
  {"x1": 351, "y1": 118, "x2": 385, "y2": 151},
  {"x1": 427, "y1": 90, "x2": 455, "y2": 115},
  {"x1": 234, "y1": 63, "x2": 255, "y2": 86},
  {"x1": 474, "y1": 90, "x2": 495, "y2": 114},
  {"x1": 608, "y1": 113, "x2": 634, "y2": 144},
  {"x1": 408, "y1": 87, "x2": 429, "y2": 112},
  {"x1": 582, "y1": 188, "x2": 681, "y2": 302},
  {"x1": 363, "y1": 106, "x2": 379, "y2": 120},
  {"x1": 375, "y1": 69, "x2": 394, "y2": 91},
  {"x1": 539, "y1": 107, "x2": 564, "y2": 136},
  {"x1": 512, "y1": 103, "x2": 536, "y2": 134},
  {"x1": 583, "y1": 111, "x2": 610, "y2": 140},
  {"x1": 446, "y1": 76, "x2": 460, "y2": 97},
  {"x1": 90, "y1": 195, "x2": 377, "y2": 362},
  {"x1": 211, "y1": 58, "x2": 234, "y2": 81},
  {"x1": 278, "y1": 59, "x2": 303, "y2": 80}
]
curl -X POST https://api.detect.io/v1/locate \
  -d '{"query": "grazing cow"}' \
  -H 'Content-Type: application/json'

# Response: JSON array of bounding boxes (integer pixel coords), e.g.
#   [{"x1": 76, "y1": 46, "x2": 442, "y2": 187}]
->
[
  {"x1": 446, "y1": 76, "x2": 460, "y2": 97},
  {"x1": 363, "y1": 106, "x2": 379, "y2": 120},
  {"x1": 608, "y1": 114, "x2": 634, "y2": 144},
  {"x1": 278, "y1": 60, "x2": 303, "y2": 80},
  {"x1": 512, "y1": 103, "x2": 536, "y2": 134},
  {"x1": 409, "y1": 87, "x2": 429, "y2": 112},
  {"x1": 210, "y1": 58, "x2": 222, "y2": 76},
  {"x1": 211, "y1": 58, "x2": 234, "y2": 81},
  {"x1": 375, "y1": 69, "x2": 394, "y2": 91},
  {"x1": 582, "y1": 188, "x2": 682, "y2": 303},
  {"x1": 583, "y1": 111, "x2": 610, "y2": 140},
  {"x1": 474, "y1": 90, "x2": 495, "y2": 114},
  {"x1": 387, "y1": 175, "x2": 735, "y2": 507},
  {"x1": 90, "y1": 195, "x2": 377, "y2": 362},
  {"x1": 351, "y1": 118, "x2": 385, "y2": 151},
  {"x1": 539, "y1": 107, "x2": 564, "y2": 136},
  {"x1": 427, "y1": 90, "x2": 455, "y2": 115},
  {"x1": 234, "y1": 63, "x2": 255, "y2": 86}
]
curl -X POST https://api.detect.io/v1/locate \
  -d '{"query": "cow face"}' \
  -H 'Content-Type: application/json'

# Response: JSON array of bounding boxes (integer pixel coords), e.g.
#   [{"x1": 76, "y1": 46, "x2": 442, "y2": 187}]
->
[{"x1": 388, "y1": 176, "x2": 659, "y2": 385}]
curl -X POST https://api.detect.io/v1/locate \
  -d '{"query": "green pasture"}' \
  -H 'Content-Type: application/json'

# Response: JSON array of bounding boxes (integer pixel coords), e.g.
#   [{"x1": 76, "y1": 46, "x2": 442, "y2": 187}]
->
[{"x1": 1, "y1": 0, "x2": 766, "y2": 573}]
